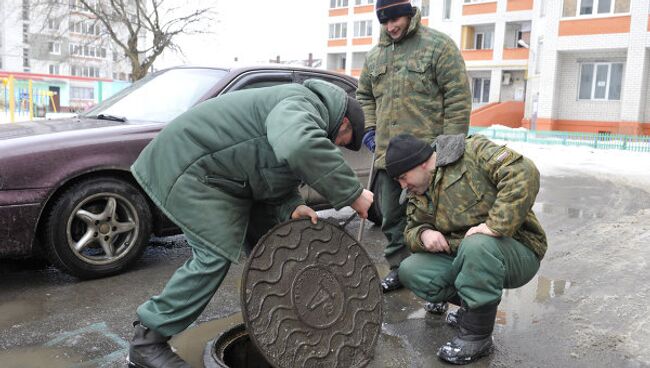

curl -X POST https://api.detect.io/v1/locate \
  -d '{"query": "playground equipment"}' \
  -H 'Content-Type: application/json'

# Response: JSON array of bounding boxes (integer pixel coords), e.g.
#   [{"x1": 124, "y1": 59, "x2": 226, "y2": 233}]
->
[{"x1": 2, "y1": 76, "x2": 57, "y2": 123}]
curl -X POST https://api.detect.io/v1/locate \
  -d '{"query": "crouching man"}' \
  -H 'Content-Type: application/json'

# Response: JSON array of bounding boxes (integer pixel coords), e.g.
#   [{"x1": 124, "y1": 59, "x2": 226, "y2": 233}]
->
[{"x1": 384, "y1": 133, "x2": 547, "y2": 364}]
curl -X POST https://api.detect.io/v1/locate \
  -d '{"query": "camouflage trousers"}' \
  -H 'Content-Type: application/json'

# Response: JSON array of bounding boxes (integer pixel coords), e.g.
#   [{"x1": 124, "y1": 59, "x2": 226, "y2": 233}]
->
[
  {"x1": 376, "y1": 169, "x2": 411, "y2": 268},
  {"x1": 398, "y1": 234, "x2": 539, "y2": 309}
]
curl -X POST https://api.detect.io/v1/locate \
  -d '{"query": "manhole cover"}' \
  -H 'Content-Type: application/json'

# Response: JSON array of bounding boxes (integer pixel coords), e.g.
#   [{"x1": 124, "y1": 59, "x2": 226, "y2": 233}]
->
[{"x1": 241, "y1": 219, "x2": 382, "y2": 368}]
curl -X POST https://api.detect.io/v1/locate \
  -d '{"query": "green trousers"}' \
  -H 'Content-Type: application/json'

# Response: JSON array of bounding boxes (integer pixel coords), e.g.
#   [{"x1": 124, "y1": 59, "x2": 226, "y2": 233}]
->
[
  {"x1": 376, "y1": 170, "x2": 411, "y2": 268},
  {"x1": 137, "y1": 203, "x2": 281, "y2": 337},
  {"x1": 398, "y1": 234, "x2": 540, "y2": 309}
]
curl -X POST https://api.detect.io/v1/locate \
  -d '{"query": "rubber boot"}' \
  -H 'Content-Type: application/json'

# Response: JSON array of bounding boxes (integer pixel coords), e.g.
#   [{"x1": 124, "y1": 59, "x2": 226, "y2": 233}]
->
[
  {"x1": 127, "y1": 321, "x2": 191, "y2": 368},
  {"x1": 437, "y1": 302, "x2": 498, "y2": 365}
]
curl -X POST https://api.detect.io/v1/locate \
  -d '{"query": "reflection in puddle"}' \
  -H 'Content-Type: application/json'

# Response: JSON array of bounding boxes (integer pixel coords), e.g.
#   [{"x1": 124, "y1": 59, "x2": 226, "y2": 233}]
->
[
  {"x1": 534, "y1": 202, "x2": 604, "y2": 219},
  {"x1": 535, "y1": 276, "x2": 572, "y2": 302}
]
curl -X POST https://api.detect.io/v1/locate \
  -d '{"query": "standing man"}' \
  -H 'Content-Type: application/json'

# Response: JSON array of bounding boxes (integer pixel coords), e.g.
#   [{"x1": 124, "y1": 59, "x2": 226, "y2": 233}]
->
[
  {"x1": 127, "y1": 79, "x2": 374, "y2": 368},
  {"x1": 357, "y1": 0, "x2": 472, "y2": 292},
  {"x1": 385, "y1": 133, "x2": 547, "y2": 364}
]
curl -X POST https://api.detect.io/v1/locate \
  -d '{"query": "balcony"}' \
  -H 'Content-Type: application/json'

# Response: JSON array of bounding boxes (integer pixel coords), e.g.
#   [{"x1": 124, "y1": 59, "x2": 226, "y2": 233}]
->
[
  {"x1": 462, "y1": 49, "x2": 494, "y2": 61},
  {"x1": 559, "y1": 15, "x2": 631, "y2": 36},
  {"x1": 352, "y1": 37, "x2": 372, "y2": 46},
  {"x1": 328, "y1": 39, "x2": 347, "y2": 47},
  {"x1": 462, "y1": 1, "x2": 497, "y2": 16},
  {"x1": 353, "y1": 4, "x2": 373, "y2": 14},
  {"x1": 329, "y1": 7, "x2": 349, "y2": 17},
  {"x1": 506, "y1": 0, "x2": 533, "y2": 12},
  {"x1": 503, "y1": 48, "x2": 529, "y2": 60}
]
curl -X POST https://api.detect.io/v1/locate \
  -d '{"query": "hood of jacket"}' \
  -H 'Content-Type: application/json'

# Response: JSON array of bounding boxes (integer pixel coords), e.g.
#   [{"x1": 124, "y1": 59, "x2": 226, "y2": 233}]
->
[
  {"x1": 435, "y1": 134, "x2": 466, "y2": 167},
  {"x1": 302, "y1": 79, "x2": 347, "y2": 140},
  {"x1": 378, "y1": 7, "x2": 422, "y2": 47}
]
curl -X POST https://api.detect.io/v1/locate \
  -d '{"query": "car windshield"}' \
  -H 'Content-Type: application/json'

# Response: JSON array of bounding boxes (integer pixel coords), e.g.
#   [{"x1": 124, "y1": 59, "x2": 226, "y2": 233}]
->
[{"x1": 81, "y1": 68, "x2": 228, "y2": 123}]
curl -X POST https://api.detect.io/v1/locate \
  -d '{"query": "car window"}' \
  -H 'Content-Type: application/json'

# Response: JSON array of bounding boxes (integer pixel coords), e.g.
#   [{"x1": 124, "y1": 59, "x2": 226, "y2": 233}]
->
[
  {"x1": 294, "y1": 73, "x2": 357, "y2": 97},
  {"x1": 221, "y1": 72, "x2": 293, "y2": 94},
  {"x1": 82, "y1": 68, "x2": 228, "y2": 123}
]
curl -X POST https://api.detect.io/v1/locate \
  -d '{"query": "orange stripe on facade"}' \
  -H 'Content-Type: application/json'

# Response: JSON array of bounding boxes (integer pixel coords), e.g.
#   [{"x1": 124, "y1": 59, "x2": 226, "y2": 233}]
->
[
  {"x1": 352, "y1": 37, "x2": 372, "y2": 46},
  {"x1": 351, "y1": 69, "x2": 362, "y2": 77},
  {"x1": 559, "y1": 15, "x2": 631, "y2": 36},
  {"x1": 328, "y1": 39, "x2": 347, "y2": 47},
  {"x1": 462, "y1": 49, "x2": 494, "y2": 61},
  {"x1": 421, "y1": 17, "x2": 429, "y2": 27},
  {"x1": 503, "y1": 48, "x2": 529, "y2": 60},
  {"x1": 506, "y1": 0, "x2": 533, "y2": 12},
  {"x1": 329, "y1": 8, "x2": 349, "y2": 17},
  {"x1": 462, "y1": 1, "x2": 497, "y2": 15},
  {"x1": 354, "y1": 4, "x2": 374, "y2": 14},
  {"x1": 533, "y1": 118, "x2": 649, "y2": 135}
]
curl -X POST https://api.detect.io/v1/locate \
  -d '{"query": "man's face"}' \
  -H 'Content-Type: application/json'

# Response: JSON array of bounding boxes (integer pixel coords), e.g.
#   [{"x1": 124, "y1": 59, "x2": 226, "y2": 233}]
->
[
  {"x1": 396, "y1": 163, "x2": 431, "y2": 195},
  {"x1": 384, "y1": 15, "x2": 410, "y2": 40},
  {"x1": 334, "y1": 117, "x2": 353, "y2": 146}
]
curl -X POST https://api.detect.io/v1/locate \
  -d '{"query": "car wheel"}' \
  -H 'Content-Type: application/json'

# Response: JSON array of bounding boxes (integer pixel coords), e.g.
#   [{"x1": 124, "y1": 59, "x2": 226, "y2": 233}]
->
[
  {"x1": 43, "y1": 177, "x2": 152, "y2": 279},
  {"x1": 367, "y1": 177, "x2": 382, "y2": 226}
]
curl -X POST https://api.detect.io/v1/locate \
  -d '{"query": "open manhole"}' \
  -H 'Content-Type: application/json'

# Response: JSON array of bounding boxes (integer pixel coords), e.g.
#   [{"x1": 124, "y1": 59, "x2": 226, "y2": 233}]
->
[{"x1": 205, "y1": 219, "x2": 382, "y2": 368}]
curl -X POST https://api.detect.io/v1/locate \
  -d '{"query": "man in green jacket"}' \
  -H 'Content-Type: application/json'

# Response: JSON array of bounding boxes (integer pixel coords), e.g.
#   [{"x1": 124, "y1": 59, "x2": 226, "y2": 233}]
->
[
  {"x1": 127, "y1": 79, "x2": 374, "y2": 368},
  {"x1": 357, "y1": 0, "x2": 472, "y2": 292},
  {"x1": 384, "y1": 134, "x2": 547, "y2": 364}
]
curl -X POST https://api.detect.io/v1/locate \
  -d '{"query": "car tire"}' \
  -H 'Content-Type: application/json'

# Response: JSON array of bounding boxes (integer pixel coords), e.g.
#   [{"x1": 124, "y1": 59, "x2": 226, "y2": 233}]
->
[
  {"x1": 43, "y1": 177, "x2": 152, "y2": 279},
  {"x1": 367, "y1": 177, "x2": 382, "y2": 226}
]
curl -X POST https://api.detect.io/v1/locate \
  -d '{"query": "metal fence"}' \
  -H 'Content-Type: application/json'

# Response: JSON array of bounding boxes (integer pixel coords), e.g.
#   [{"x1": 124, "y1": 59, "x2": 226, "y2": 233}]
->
[{"x1": 469, "y1": 127, "x2": 650, "y2": 153}]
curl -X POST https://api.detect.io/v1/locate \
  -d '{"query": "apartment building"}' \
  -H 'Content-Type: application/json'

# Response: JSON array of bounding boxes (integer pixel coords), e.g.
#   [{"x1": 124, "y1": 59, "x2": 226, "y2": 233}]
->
[
  {"x1": 0, "y1": 0, "x2": 132, "y2": 113},
  {"x1": 325, "y1": 0, "x2": 650, "y2": 135}
]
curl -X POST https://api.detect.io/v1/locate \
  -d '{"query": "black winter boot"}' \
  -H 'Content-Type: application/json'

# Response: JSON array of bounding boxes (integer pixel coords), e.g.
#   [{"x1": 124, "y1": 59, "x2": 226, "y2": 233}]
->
[
  {"x1": 381, "y1": 268, "x2": 403, "y2": 293},
  {"x1": 437, "y1": 302, "x2": 498, "y2": 365},
  {"x1": 127, "y1": 321, "x2": 191, "y2": 368}
]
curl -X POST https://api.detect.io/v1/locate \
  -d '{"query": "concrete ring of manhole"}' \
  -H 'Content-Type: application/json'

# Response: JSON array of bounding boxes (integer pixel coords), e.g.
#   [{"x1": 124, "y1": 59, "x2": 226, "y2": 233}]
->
[{"x1": 241, "y1": 218, "x2": 383, "y2": 368}]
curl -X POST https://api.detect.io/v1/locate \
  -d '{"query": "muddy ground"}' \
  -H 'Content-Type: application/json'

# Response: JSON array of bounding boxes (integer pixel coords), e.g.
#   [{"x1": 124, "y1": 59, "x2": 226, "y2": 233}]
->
[{"x1": 1, "y1": 172, "x2": 650, "y2": 368}]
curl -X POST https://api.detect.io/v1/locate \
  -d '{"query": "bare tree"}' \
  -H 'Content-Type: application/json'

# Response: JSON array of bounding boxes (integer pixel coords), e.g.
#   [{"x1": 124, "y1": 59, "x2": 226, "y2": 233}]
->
[{"x1": 32, "y1": 0, "x2": 215, "y2": 81}]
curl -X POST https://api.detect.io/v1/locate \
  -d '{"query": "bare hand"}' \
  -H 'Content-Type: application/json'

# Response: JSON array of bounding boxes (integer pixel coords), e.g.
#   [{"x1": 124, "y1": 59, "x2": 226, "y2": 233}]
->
[
  {"x1": 350, "y1": 189, "x2": 374, "y2": 219},
  {"x1": 465, "y1": 223, "x2": 499, "y2": 238},
  {"x1": 420, "y1": 229, "x2": 450, "y2": 254},
  {"x1": 291, "y1": 205, "x2": 318, "y2": 224}
]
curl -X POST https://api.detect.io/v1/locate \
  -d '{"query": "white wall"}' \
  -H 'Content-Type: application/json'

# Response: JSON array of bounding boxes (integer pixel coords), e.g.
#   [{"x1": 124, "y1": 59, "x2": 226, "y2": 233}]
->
[
  {"x1": 500, "y1": 70, "x2": 526, "y2": 101},
  {"x1": 555, "y1": 51, "x2": 626, "y2": 122},
  {"x1": 644, "y1": 49, "x2": 650, "y2": 122}
]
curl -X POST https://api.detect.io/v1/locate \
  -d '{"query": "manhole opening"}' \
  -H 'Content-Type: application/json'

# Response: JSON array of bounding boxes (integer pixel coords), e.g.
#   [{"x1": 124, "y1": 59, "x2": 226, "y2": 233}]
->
[{"x1": 209, "y1": 323, "x2": 272, "y2": 368}]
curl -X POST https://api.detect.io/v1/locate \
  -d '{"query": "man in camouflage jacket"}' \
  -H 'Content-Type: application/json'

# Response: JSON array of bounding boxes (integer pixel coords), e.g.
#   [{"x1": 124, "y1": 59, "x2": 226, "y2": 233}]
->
[
  {"x1": 357, "y1": 0, "x2": 471, "y2": 292},
  {"x1": 384, "y1": 133, "x2": 547, "y2": 364}
]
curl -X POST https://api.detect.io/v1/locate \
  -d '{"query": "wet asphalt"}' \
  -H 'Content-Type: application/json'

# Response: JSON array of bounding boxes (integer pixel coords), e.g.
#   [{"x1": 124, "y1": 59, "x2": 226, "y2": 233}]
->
[{"x1": 1, "y1": 174, "x2": 650, "y2": 368}]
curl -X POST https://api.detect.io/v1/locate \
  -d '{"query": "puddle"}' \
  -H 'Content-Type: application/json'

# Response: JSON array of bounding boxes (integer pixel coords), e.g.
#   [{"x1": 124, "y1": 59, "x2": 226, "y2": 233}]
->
[
  {"x1": 0, "y1": 299, "x2": 45, "y2": 329},
  {"x1": 0, "y1": 347, "x2": 83, "y2": 368},
  {"x1": 172, "y1": 313, "x2": 243, "y2": 368},
  {"x1": 533, "y1": 202, "x2": 605, "y2": 219}
]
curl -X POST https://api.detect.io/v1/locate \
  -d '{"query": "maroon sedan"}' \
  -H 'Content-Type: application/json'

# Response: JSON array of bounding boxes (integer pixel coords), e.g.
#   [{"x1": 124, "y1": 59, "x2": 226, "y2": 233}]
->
[{"x1": 0, "y1": 66, "x2": 378, "y2": 279}]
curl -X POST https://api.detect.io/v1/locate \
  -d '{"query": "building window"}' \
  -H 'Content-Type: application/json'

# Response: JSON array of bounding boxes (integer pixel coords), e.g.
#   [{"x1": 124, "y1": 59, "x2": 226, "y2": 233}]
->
[
  {"x1": 71, "y1": 65, "x2": 101, "y2": 78},
  {"x1": 47, "y1": 18, "x2": 59, "y2": 31},
  {"x1": 578, "y1": 62, "x2": 623, "y2": 100},
  {"x1": 443, "y1": 0, "x2": 453, "y2": 20},
  {"x1": 563, "y1": 0, "x2": 627, "y2": 17},
  {"x1": 474, "y1": 32, "x2": 493, "y2": 49},
  {"x1": 329, "y1": 23, "x2": 348, "y2": 39},
  {"x1": 23, "y1": 48, "x2": 30, "y2": 68},
  {"x1": 353, "y1": 20, "x2": 372, "y2": 37},
  {"x1": 49, "y1": 42, "x2": 61, "y2": 54},
  {"x1": 355, "y1": 0, "x2": 374, "y2": 4},
  {"x1": 22, "y1": 0, "x2": 30, "y2": 21},
  {"x1": 472, "y1": 78, "x2": 490, "y2": 103},
  {"x1": 23, "y1": 24, "x2": 29, "y2": 43},
  {"x1": 330, "y1": 0, "x2": 349, "y2": 8},
  {"x1": 70, "y1": 86, "x2": 95, "y2": 100},
  {"x1": 420, "y1": 0, "x2": 430, "y2": 17},
  {"x1": 49, "y1": 64, "x2": 60, "y2": 74}
]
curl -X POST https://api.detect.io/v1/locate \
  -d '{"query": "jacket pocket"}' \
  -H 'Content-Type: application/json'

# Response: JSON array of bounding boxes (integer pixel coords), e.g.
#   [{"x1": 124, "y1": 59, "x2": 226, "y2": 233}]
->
[
  {"x1": 202, "y1": 175, "x2": 251, "y2": 198},
  {"x1": 370, "y1": 64, "x2": 387, "y2": 98},
  {"x1": 406, "y1": 59, "x2": 433, "y2": 95}
]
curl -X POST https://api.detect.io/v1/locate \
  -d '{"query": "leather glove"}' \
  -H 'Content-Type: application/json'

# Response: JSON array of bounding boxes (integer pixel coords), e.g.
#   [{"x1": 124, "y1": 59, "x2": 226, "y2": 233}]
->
[{"x1": 362, "y1": 129, "x2": 375, "y2": 152}]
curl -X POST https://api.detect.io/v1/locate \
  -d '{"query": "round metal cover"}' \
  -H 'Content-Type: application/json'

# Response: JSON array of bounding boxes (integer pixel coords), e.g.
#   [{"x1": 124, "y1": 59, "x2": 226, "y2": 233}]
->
[{"x1": 241, "y1": 219, "x2": 382, "y2": 368}]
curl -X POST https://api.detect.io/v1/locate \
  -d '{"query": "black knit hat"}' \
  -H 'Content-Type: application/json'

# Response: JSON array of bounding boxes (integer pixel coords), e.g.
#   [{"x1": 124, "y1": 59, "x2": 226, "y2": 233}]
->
[
  {"x1": 385, "y1": 134, "x2": 434, "y2": 178},
  {"x1": 344, "y1": 96, "x2": 365, "y2": 151},
  {"x1": 376, "y1": 0, "x2": 414, "y2": 24}
]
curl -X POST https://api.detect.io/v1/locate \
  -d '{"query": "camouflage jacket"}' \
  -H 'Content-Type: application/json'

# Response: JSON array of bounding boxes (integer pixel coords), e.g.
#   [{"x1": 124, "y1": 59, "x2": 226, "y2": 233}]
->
[
  {"x1": 356, "y1": 8, "x2": 472, "y2": 169},
  {"x1": 404, "y1": 135, "x2": 548, "y2": 259}
]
